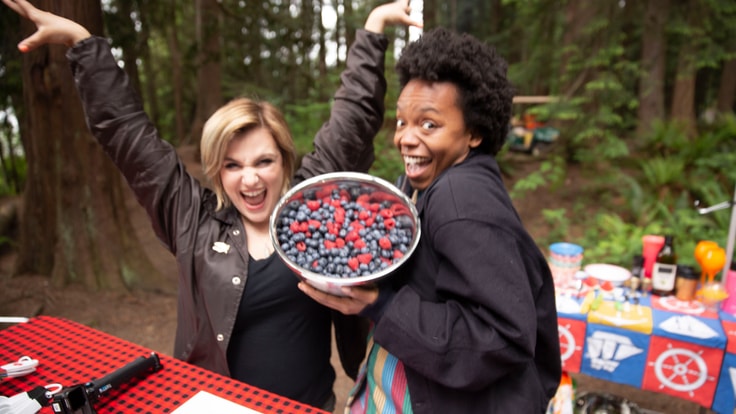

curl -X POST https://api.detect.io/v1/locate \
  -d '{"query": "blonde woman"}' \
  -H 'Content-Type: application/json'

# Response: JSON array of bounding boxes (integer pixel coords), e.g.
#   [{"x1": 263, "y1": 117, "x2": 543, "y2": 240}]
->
[{"x1": 3, "y1": 0, "x2": 421, "y2": 410}]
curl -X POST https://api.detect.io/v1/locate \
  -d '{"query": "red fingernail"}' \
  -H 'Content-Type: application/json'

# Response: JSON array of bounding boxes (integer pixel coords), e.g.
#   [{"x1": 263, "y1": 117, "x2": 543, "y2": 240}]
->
[{"x1": 18, "y1": 44, "x2": 29, "y2": 53}]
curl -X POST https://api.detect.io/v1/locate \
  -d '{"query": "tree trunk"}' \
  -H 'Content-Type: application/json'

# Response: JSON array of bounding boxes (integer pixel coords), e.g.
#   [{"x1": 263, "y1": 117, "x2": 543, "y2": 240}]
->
[
  {"x1": 189, "y1": 0, "x2": 223, "y2": 146},
  {"x1": 449, "y1": 0, "x2": 457, "y2": 31},
  {"x1": 333, "y1": 0, "x2": 344, "y2": 67},
  {"x1": 636, "y1": 0, "x2": 669, "y2": 137},
  {"x1": 670, "y1": 44, "x2": 698, "y2": 137},
  {"x1": 317, "y1": 0, "x2": 328, "y2": 86},
  {"x1": 115, "y1": 0, "x2": 144, "y2": 100},
  {"x1": 136, "y1": 1, "x2": 161, "y2": 139},
  {"x1": 167, "y1": 0, "x2": 186, "y2": 143},
  {"x1": 559, "y1": 0, "x2": 596, "y2": 98},
  {"x1": 557, "y1": 0, "x2": 596, "y2": 161},
  {"x1": 669, "y1": 1, "x2": 699, "y2": 138},
  {"x1": 15, "y1": 0, "x2": 171, "y2": 293},
  {"x1": 453, "y1": 0, "x2": 501, "y2": 44},
  {"x1": 423, "y1": 0, "x2": 437, "y2": 29},
  {"x1": 343, "y1": 0, "x2": 354, "y2": 58},
  {"x1": 716, "y1": 55, "x2": 736, "y2": 114},
  {"x1": 299, "y1": 0, "x2": 317, "y2": 102},
  {"x1": 670, "y1": 47, "x2": 697, "y2": 137}
]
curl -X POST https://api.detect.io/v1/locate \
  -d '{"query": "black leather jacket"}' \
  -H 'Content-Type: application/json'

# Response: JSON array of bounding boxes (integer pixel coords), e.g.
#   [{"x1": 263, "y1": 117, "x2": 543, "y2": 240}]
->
[{"x1": 67, "y1": 29, "x2": 386, "y2": 379}]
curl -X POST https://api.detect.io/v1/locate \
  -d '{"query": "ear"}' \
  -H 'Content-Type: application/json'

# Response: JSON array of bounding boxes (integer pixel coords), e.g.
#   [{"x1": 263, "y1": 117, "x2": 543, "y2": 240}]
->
[{"x1": 468, "y1": 133, "x2": 483, "y2": 149}]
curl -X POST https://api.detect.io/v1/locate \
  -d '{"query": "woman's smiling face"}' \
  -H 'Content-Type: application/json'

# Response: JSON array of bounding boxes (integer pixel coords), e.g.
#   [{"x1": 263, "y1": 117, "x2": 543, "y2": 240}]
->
[
  {"x1": 220, "y1": 127, "x2": 285, "y2": 228},
  {"x1": 393, "y1": 79, "x2": 481, "y2": 191}
]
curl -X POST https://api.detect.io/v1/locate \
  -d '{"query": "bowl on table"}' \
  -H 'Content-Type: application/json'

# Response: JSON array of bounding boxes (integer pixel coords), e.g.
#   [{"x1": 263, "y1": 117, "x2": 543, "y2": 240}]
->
[
  {"x1": 270, "y1": 172, "x2": 421, "y2": 296},
  {"x1": 583, "y1": 263, "x2": 632, "y2": 287}
]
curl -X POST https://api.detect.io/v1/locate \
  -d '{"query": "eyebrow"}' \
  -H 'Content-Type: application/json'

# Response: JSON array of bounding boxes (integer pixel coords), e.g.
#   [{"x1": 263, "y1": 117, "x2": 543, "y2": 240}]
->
[
  {"x1": 223, "y1": 151, "x2": 279, "y2": 163},
  {"x1": 396, "y1": 103, "x2": 441, "y2": 114}
]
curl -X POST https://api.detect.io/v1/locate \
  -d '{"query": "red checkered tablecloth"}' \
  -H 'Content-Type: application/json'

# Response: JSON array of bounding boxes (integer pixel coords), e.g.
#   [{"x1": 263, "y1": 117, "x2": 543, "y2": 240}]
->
[{"x1": 0, "y1": 316, "x2": 327, "y2": 413}]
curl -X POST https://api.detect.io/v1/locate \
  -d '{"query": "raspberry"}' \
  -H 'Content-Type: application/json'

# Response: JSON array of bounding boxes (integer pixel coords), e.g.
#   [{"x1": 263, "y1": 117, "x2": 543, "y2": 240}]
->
[
  {"x1": 334, "y1": 207, "x2": 346, "y2": 223},
  {"x1": 348, "y1": 257, "x2": 360, "y2": 271},
  {"x1": 379, "y1": 237, "x2": 392, "y2": 250},
  {"x1": 357, "y1": 253, "x2": 373, "y2": 264},
  {"x1": 290, "y1": 221, "x2": 301, "y2": 233},
  {"x1": 345, "y1": 230, "x2": 360, "y2": 242},
  {"x1": 306, "y1": 200, "x2": 321, "y2": 211},
  {"x1": 386, "y1": 217, "x2": 398, "y2": 230}
]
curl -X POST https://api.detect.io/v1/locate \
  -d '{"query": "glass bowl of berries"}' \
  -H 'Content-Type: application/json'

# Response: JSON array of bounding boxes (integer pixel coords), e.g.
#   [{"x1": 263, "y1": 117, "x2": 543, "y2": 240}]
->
[{"x1": 270, "y1": 172, "x2": 421, "y2": 296}]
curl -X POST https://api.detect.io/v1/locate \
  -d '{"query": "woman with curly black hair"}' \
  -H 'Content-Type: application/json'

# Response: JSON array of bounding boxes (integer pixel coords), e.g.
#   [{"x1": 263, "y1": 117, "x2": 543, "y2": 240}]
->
[{"x1": 301, "y1": 27, "x2": 561, "y2": 413}]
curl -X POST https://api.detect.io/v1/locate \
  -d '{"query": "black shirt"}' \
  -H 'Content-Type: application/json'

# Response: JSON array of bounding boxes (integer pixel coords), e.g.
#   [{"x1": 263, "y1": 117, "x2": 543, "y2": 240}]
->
[{"x1": 227, "y1": 254, "x2": 335, "y2": 407}]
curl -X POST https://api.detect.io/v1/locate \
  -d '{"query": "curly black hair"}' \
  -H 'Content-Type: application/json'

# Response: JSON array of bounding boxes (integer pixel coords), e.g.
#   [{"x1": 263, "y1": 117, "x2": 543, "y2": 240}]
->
[{"x1": 395, "y1": 27, "x2": 514, "y2": 155}]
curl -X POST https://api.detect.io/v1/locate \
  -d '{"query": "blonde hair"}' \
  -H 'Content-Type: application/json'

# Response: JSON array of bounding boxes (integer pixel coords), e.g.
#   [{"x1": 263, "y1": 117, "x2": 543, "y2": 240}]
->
[{"x1": 200, "y1": 98, "x2": 296, "y2": 210}]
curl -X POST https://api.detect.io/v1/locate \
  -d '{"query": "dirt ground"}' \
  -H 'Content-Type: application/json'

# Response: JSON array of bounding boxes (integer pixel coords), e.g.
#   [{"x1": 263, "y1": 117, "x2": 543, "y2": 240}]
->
[{"x1": 0, "y1": 147, "x2": 715, "y2": 413}]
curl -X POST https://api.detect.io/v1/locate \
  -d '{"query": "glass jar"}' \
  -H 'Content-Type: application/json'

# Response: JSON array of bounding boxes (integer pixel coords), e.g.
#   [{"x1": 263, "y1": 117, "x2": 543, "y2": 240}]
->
[{"x1": 628, "y1": 255, "x2": 644, "y2": 292}]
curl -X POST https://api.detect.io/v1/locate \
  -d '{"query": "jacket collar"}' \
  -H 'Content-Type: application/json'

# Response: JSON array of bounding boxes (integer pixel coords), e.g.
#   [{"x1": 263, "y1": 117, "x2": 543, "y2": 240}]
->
[
  {"x1": 204, "y1": 191, "x2": 239, "y2": 225},
  {"x1": 397, "y1": 150, "x2": 488, "y2": 213}
]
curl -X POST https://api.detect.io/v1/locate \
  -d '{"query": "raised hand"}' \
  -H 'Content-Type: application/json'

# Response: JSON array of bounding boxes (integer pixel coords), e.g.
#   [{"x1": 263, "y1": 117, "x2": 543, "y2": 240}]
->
[
  {"x1": 2, "y1": 0, "x2": 91, "y2": 52},
  {"x1": 365, "y1": 0, "x2": 423, "y2": 34}
]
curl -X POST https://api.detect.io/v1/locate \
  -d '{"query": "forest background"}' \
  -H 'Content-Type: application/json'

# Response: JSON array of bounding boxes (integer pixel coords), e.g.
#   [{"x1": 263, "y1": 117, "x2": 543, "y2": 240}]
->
[
  {"x1": 0, "y1": 0, "x2": 735, "y2": 412},
  {"x1": 2, "y1": 0, "x2": 735, "y2": 291}
]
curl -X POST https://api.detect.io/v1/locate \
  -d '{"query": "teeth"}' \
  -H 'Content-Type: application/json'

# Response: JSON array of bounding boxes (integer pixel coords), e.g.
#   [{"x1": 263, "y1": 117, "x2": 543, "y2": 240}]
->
[
  {"x1": 403, "y1": 156, "x2": 429, "y2": 166},
  {"x1": 242, "y1": 189, "x2": 265, "y2": 197}
]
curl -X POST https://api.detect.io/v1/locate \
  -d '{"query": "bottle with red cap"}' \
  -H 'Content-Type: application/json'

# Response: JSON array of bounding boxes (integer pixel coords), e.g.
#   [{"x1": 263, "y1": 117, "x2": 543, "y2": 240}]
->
[{"x1": 651, "y1": 235, "x2": 677, "y2": 297}]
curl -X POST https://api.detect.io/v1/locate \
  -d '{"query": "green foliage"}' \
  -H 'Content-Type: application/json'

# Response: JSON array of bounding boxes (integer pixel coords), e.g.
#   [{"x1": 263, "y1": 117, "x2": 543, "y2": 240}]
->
[
  {"x1": 640, "y1": 157, "x2": 685, "y2": 188},
  {"x1": 581, "y1": 213, "x2": 654, "y2": 267},
  {"x1": 0, "y1": 154, "x2": 25, "y2": 197},
  {"x1": 0, "y1": 106, "x2": 25, "y2": 197},
  {"x1": 509, "y1": 156, "x2": 566, "y2": 199},
  {"x1": 565, "y1": 60, "x2": 639, "y2": 163},
  {"x1": 368, "y1": 128, "x2": 403, "y2": 182},
  {"x1": 0, "y1": 235, "x2": 14, "y2": 247},
  {"x1": 507, "y1": 5, "x2": 736, "y2": 269},
  {"x1": 284, "y1": 93, "x2": 404, "y2": 184},
  {"x1": 533, "y1": 117, "x2": 736, "y2": 270},
  {"x1": 540, "y1": 209, "x2": 570, "y2": 243},
  {"x1": 2, "y1": 0, "x2": 736, "y2": 276},
  {"x1": 284, "y1": 100, "x2": 333, "y2": 157}
]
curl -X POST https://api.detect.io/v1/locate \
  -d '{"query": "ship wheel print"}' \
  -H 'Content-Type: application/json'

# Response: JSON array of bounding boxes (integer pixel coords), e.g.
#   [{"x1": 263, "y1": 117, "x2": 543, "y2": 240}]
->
[
  {"x1": 558, "y1": 324, "x2": 577, "y2": 362},
  {"x1": 651, "y1": 344, "x2": 708, "y2": 395}
]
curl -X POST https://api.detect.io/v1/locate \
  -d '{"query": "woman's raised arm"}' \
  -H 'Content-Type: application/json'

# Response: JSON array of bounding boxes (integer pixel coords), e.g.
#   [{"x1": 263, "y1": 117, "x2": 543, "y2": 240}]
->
[{"x1": 3, "y1": 0, "x2": 91, "y2": 51}]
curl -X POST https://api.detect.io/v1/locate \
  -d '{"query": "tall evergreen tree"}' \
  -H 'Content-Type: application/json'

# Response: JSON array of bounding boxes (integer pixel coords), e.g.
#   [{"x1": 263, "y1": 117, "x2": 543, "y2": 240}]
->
[{"x1": 13, "y1": 0, "x2": 169, "y2": 292}]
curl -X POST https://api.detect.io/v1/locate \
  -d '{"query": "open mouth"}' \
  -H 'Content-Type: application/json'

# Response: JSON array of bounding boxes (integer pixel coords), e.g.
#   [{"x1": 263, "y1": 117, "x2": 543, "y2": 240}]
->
[
  {"x1": 242, "y1": 189, "x2": 266, "y2": 208},
  {"x1": 403, "y1": 155, "x2": 431, "y2": 177}
]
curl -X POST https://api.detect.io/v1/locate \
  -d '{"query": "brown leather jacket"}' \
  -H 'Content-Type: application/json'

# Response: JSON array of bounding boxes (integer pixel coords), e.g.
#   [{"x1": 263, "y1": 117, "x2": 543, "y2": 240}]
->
[{"x1": 67, "y1": 29, "x2": 387, "y2": 380}]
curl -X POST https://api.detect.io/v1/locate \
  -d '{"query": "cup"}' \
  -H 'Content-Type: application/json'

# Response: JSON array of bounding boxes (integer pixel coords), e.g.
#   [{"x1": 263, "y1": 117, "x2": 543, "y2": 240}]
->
[
  {"x1": 699, "y1": 281, "x2": 728, "y2": 313},
  {"x1": 641, "y1": 235, "x2": 665, "y2": 278},
  {"x1": 721, "y1": 263, "x2": 736, "y2": 313},
  {"x1": 548, "y1": 242, "x2": 584, "y2": 288}
]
